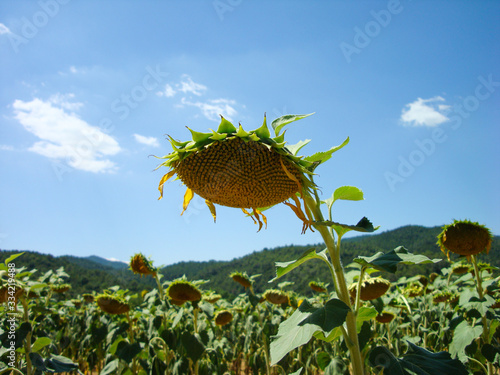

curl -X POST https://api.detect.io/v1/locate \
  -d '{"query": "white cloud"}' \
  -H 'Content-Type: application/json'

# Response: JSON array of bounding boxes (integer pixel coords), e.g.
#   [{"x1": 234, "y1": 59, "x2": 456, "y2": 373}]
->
[
  {"x1": 0, "y1": 23, "x2": 11, "y2": 35},
  {"x1": 69, "y1": 66, "x2": 78, "y2": 74},
  {"x1": 158, "y1": 74, "x2": 239, "y2": 121},
  {"x1": 157, "y1": 83, "x2": 176, "y2": 98},
  {"x1": 181, "y1": 98, "x2": 237, "y2": 122},
  {"x1": 133, "y1": 134, "x2": 159, "y2": 147},
  {"x1": 0, "y1": 145, "x2": 14, "y2": 151},
  {"x1": 400, "y1": 96, "x2": 450, "y2": 127},
  {"x1": 12, "y1": 96, "x2": 121, "y2": 173},
  {"x1": 178, "y1": 74, "x2": 207, "y2": 96}
]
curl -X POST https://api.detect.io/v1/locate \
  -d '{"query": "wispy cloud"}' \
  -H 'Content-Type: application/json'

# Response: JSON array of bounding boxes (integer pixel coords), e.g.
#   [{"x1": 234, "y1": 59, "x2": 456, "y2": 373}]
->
[
  {"x1": 12, "y1": 95, "x2": 121, "y2": 173},
  {"x1": 0, "y1": 145, "x2": 14, "y2": 151},
  {"x1": 133, "y1": 134, "x2": 159, "y2": 147},
  {"x1": 0, "y1": 23, "x2": 11, "y2": 35},
  {"x1": 400, "y1": 96, "x2": 450, "y2": 127},
  {"x1": 157, "y1": 75, "x2": 239, "y2": 121},
  {"x1": 181, "y1": 98, "x2": 237, "y2": 122}
]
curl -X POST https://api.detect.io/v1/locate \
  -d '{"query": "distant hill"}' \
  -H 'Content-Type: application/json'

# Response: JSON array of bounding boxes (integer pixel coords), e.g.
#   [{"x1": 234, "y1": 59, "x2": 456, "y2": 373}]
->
[{"x1": 1, "y1": 225, "x2": 498, "y2": 299}]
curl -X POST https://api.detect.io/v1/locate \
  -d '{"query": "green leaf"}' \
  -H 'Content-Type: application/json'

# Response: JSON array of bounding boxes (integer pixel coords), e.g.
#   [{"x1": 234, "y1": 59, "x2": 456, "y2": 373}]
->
[
  {"x1": 115, "y1": 340, "x2": 142, "y2": 362},
  {"x1": 216, "y1": 116, "x2": 237, "y2": 134},
  {"x1": 270, "y1": 299, "x2": 349, "y2": 365},
  {"x1": 481, "y1": 344, "x2": 500, "y2": 364},
  {"x1": 316, "y1": 217, "x2": 379, "y2": 237},
  {"x1": 269, "y1": 248, "x2": 329, "y2": 283},
  {"x1": 4, "y1": 252, "x2": 24, "y2": 265},
  {"x1": 369, "y1": 342, "x2": 468, "y2": 375},
  {"x1": 353, "y1": 246, "x2": 441, "y2": 274},
  {"x1": 31, "y1": 337, "x2": 52, "y2": 353},
  {"x1": 44, "y1": 355, "x2": 81, "y2": 373},
  {"x1": 333, "y1": 186, "x2": 364, "y2": 203},
  {"x1": 303, "y1": 137, "x2": 349, "y2": 168},
  {"x1": 289, "y1": 369, "x2": 303, "y2": 375},
  {"x1": 100, "y1": 359, "x2": 120, "y2": 375},
  {"x1": 181, "y1": 332, "x2": 205, "y2": 362},
  {"x1": 271, "y1": 113, "x2": 314, "y2": 136},
  {"x1": 286, "y1": 139, "x2": 311, "y2": 156},
  {"x1": 449, "y1": 320, "x2": 483, "y2": 361}
]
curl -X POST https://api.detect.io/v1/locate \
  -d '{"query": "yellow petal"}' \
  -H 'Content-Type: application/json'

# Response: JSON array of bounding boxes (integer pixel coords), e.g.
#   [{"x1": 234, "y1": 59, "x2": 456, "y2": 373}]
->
[
  {"x1": 205, "y1": 200, "x2": 217, "y2": 222},
  {"x1": 158, "y1": 170, "x2": 176, "y2": 200},
  {"x1": 279, "y1": 157, "x2": 302, "y2": 194},
  {"x1": 181, "y1": 188, "x2": 194, "y2": 216}
]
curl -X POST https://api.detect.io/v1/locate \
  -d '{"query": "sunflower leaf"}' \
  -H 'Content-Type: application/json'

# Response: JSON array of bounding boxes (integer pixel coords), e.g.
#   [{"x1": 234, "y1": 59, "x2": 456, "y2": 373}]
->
[
  {"x1": 353, "y1": 246, "x2": 441, "y2": 274},
  {"x1": 304, "y1": 137, "x2": 349, "y2": 169},
  {"x1": 286, "y1": 139, "x2": 311, "y2": 156},
  {"x1": 269, "y1": 248, "x2": 329, "y2": 283},
  {"x1": 315, "y1": 217, "x2": 379, "y2": 237},
  {"x1": 271, "y1": 113, "x2": 314, "y2": 136},
  {"x1": 270, "y1": 298, "x2": 350, "y2": 365}
]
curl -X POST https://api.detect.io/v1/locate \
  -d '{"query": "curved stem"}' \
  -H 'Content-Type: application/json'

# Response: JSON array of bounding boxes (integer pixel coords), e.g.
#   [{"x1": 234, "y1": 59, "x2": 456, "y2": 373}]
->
[{"x1": 302, "y1": 191, "x2": 365, "y2": 375}]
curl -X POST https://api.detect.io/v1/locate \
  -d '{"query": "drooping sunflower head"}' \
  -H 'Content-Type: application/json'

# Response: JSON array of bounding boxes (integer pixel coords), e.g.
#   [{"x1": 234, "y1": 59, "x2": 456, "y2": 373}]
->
[
  {"x1": 451, "y1": 263, "x2": 470, "y2": 275},
  {"x1": 129, "y1": 253, "x2": 157, "y2": 277},
  {"x1": 230, "y1": 271, "x2": 253, "y2": 289},
  {"x1": 156, "y1": 114, "x2": 349, "y2": 233},
  {"x1": 167, "y1": 280, "x2": 202, "y2": 305},
  {"x1": 432, "y1": 291, "x2": 452, "y2": 304},
  {"x1": 214, "y1": 310, "x2": 233, "y2": 326},
  {"x1": 83, "y1": 293, "x2": 95, "y2": 303},
  {"x1": 375, "y1": 311, "x2": 395, "y2": 324},
  {"x1": 308, "y1": 281, "x2": 328, "y2": 294},
  {"x1": 437, "y1": 219, "x2": 493, "y2": 261},
  {"x1": 51, "y1": 284, "x2": 71, "y2": 294},
  {"x1": 349, "y1": 277, "x2": 391, "y2": 301},
  {"x1": 263, "y1": 289, "x2": 289, "y2": 305},
  {"x1": 96, "y1": 294, "x2": 130, "y2": 315},
  {"x1": 203, "y1": 291, "x2": 222, "y2": 304}
]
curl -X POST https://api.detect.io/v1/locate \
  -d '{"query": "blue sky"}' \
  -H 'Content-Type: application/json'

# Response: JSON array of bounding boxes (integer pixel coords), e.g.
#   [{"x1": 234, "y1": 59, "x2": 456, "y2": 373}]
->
[{"x1": 1, "y1": 1, "x2": 499, "y2": 267}]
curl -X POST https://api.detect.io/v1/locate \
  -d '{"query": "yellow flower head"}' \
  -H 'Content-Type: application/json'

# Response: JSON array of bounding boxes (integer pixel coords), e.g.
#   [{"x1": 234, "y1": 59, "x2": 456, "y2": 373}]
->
[
  {"x1": 437, "y1": 219, "x2": 492, "y2": 261},
  {"x1": 130, "y1": 253, "x2": 157, "y2": 277},
  {"x1": 83, "y1": 293, "x2": 94, "y2": 303},
  {"x1": 167, "y1": 280, "x2": 202, "y2": 305},
  {"x1": 155, "y1": 114, "x2": 348, "y2": 233},
  {"x1": 96, "y1": 294, "x2": 130, "y2": 315}
]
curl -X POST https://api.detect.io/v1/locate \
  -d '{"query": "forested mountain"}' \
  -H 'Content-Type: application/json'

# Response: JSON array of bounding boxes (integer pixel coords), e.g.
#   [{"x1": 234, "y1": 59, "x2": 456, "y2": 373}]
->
[{"x1": 1, "y1": 225, "x2": 498, "y2": 299}]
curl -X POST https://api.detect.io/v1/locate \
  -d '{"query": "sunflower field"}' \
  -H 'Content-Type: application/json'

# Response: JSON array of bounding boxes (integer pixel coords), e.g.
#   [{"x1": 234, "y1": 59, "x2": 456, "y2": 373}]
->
[{"x1": 1, "y1": 114, "x2": 499, "y2": 375}]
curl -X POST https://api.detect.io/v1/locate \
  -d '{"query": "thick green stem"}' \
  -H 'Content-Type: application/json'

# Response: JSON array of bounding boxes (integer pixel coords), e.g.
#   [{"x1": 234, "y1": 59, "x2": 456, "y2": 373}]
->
[
  {"x1": 470, "y1": 255, "x2": 493, "y2": 375},
  {"x1": 303, "y1": 192, "x2": 365, "y2": 375}
]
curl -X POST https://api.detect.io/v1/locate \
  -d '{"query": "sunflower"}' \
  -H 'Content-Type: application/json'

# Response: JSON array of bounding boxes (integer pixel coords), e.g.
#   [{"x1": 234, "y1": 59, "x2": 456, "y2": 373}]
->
[
  {"x1": 51, "y1": 284, "x2": 71, "y2": 293},
  {"x1": 167, "y1": 280, "x2": 202, "y2": 305},
  {"x1": 349, "y1": 277, "x2": 391, "y2": 301},
  {"x1": 309, "y1": 281, "x2": 328, "y2": 293},
  {"x1": 230, "y1": 271, "x2": 253, "y2": 290},
  {"x1": 156, "y1": 114, "x2": 348, "y2": 233},
  {"x1": 263, "y1": 289, "x2": 289, "y2": 305},
  {"x1": 130, "y1": 253, "x2": 157, "y2": 277},
  {"x1": 375, "y1": 311, "x2": 395, "y2": 324},
  {"x1": 214, "y1": 310, "x2": 233, "y2": 326},
  {"x1": 96, "y1": 294, "x2": 130, "y2": 315},
  {"x1": 437, "y1": 219, "x2": 492, "y2": 260}
]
